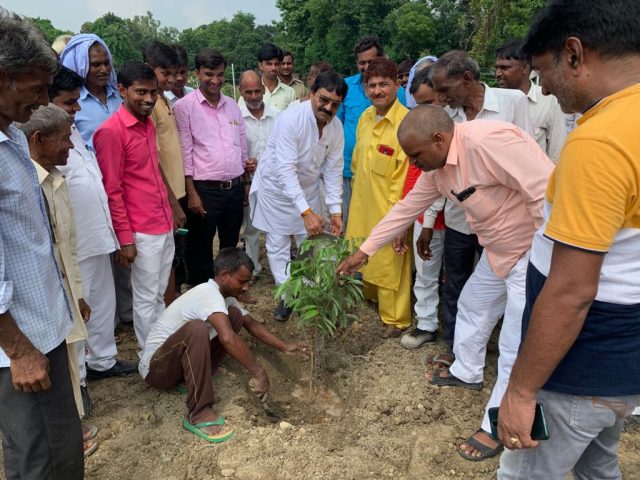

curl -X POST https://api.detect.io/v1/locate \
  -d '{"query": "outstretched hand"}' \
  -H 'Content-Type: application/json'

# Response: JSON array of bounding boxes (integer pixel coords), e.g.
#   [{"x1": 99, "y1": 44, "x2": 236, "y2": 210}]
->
[
  {"x1": 283, "y1": 342, "x2": 310, "y2": 359},
  {"x1": 336, "y1": 250, "x2": 368, "y2": 276}
]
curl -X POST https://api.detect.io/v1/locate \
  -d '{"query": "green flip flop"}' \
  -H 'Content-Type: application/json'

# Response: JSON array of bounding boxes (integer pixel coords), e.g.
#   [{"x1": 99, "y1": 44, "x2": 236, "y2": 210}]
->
[{"x1": 182, "y1": 417, "x2": 235, "y2": 444}]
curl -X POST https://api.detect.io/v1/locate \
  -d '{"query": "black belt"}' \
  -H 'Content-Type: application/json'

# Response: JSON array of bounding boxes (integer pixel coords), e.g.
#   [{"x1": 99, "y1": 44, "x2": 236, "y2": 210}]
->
[{"x1": 194, "y1": 177, "x2": 243, "y2": 190}]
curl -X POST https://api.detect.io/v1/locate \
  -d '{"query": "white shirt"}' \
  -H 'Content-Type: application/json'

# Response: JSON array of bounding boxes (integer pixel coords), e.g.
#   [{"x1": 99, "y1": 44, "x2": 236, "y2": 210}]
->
[
  {"x1": 57, "y1": 127, "x2": 118, "y2": 261},
  {"x1": 525, "y1": 83, "x2": 567, "y2": 163},
  {"x1": 250, "y1": 101, "x2": 344, "y2": 235},
  {"x1": 139, "y1": 279, "x2": 247, "y2": 378},
  {"x1": 239, "y1": 79, "x2": 296, "y2": 112},
  {"x1": 239, "y1": 102, "x2": 277, "y2": 160},
  {"x1": 431, "y1": 84, "x2": 534, "y2": 234}
]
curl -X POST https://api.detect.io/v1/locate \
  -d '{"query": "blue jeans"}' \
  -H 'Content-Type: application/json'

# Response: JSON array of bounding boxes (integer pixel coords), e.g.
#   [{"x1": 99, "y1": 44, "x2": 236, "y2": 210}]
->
[
  {"x1": 498, "y1": 389, "x2": 640, "y2": 480},
  {"x1": 342, "y1": 176, "x2": 352, "y2": 233}
]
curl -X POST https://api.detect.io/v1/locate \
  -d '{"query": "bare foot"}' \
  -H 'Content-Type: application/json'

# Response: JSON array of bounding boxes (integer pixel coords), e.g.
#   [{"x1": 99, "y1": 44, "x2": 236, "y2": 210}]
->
[{"x1": 459, "y1": 430, "x2": 502, "y2": 459}]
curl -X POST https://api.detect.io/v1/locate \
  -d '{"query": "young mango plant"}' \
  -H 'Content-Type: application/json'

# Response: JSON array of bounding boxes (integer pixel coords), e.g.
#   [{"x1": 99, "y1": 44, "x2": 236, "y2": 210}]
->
[{"x1": 275, "y1": 235, "x2": 364, "y2": 394}]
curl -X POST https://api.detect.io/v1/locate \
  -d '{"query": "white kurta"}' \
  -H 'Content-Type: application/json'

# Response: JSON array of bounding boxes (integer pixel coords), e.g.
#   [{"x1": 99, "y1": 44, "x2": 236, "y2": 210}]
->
[{"x1": 250, "y1": 101, "x2": 344, "y2": 235}]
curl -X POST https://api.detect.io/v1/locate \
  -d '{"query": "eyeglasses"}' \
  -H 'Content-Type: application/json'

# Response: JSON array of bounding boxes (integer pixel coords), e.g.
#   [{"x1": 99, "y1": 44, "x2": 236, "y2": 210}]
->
[{"x1": 318, "y1": 94, "x2": 342, "y2": 108}]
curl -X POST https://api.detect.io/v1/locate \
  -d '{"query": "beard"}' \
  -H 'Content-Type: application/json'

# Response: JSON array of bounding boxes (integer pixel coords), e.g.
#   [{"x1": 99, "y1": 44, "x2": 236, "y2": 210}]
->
[{"x1": 246, "y1": 100, "x2": 263, "y2": 111}]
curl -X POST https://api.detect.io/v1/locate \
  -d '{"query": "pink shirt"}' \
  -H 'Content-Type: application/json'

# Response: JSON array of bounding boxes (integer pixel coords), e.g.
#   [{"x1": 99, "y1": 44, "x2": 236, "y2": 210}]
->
[
  {"x1": 361, "y1": 120, "x2": 554, "y2": 277},
  {"x1": 173, "y1": 89, "x2": 248, "y2": 181},
  {"x1": 94, "y1": 106, "x2": 173, "y2": 245}
]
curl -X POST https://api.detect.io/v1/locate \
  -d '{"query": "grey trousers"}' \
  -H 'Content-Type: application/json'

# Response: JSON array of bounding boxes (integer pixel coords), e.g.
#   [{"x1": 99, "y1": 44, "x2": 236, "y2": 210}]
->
[
  {"x1": 0, "y1": 342, "x2": 83, "y2": 480},
  {"x1": 498, "y1": 388, "x2": 640, "y2": 480}
]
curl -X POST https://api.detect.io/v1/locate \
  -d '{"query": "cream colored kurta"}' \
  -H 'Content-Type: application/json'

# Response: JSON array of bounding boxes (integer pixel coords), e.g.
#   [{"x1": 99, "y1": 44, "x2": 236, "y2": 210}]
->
[
  {"x1": 345, "y1": 99, "x2": 411, "y2": 291},
  {"x1": 33, "y1": 161, "x2": 87, "y2": 343}
]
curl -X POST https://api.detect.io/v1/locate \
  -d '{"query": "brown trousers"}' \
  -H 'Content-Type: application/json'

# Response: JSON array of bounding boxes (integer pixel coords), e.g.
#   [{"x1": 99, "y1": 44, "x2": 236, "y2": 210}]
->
[{"x1": 145, "y1": 307, "x2": 244, "y2": 423}]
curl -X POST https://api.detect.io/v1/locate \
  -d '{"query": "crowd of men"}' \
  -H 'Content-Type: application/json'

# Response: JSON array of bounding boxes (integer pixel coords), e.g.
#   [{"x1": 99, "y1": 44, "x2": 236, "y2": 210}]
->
[{"x1": 0, "y1": 0, "x2": 639, "y2": 478}]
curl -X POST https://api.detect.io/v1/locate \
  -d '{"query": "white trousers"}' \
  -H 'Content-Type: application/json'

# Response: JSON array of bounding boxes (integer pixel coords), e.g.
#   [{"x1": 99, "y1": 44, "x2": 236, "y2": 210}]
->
[
  {"x1": 132, "y1": 232, "x2": 175, "y2": 349},
  {"x1": 412, "y1": 223, "x2": 445, "y2": 332},
  {"x1": 243, "y1": 205, "x2": 262, "y2": 277},
  {"x1": 448, "y1": 250, "x2": 529, "y2": 433},
  {"x1": 78, "y1": 253, "x2": 117, "y2": 372},
  {"x1": 265, "y1": 232, "x2": 307, "y2": 286}
]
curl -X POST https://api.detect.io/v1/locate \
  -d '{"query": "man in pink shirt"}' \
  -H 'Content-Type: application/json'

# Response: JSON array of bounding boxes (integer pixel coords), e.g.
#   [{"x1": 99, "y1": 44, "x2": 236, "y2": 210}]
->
[
  {"x1": 94, "y1": 62, "x2": 175, "y2": 350},
  {"x1": 338, "y1": 105, "x2": 554, "y2": 461},
  {"x1": 173, "y1": 49, "x2": 254, "y2": 286}
]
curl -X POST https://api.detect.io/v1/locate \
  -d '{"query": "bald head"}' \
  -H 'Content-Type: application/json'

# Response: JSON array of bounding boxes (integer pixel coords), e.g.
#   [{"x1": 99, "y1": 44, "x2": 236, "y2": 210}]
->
[
  {"x1": 398, "y1": 104, "x2": 454, "y2": 142},
  {"x1": 239, "y1": 69, "x2": 262, "y2": 89},
  {"x1": 239, "y1": 69, "x2": 265, "y2": 112}
]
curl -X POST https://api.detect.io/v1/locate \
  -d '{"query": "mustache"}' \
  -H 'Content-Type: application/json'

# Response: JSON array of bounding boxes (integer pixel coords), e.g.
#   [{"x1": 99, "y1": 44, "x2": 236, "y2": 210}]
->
[{"x1": 318, "y1": 108, "x2": 333, "y2": 116}]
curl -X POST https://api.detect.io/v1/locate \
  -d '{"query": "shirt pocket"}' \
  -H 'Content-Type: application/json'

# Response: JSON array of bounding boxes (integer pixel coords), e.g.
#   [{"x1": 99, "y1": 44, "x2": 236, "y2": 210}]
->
[
  {"x1": 455, "y1": 187, "x2": 500, "y2": 223},
  {"x1": 371, "y1": 150, "x2": 395, "y2": 178},
  {"x1": 223, "y1": 121, "x2": 241, "y2": 146}
]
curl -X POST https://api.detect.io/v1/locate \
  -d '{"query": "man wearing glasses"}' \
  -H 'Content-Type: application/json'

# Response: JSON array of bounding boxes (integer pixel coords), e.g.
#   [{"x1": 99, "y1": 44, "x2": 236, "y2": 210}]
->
[{"x1": 249, "y1": 71, "x2": 347, "y2": 321}]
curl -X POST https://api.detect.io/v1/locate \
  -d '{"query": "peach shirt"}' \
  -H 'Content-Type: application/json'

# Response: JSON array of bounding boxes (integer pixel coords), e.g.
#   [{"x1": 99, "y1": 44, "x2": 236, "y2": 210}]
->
[{"x1": 360, "y1": 120, "x2": 554, "y2": 277}]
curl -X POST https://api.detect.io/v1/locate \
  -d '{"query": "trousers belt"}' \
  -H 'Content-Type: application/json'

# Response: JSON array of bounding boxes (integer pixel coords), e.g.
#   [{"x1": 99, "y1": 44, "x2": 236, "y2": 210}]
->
[{"x1": 194, "y1": 177, "x2": 243, "y2": 190}]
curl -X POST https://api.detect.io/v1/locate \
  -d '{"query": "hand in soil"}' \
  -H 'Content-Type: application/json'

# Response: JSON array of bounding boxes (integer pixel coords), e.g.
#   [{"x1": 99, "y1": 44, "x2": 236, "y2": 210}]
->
[
  {"x1": 283, "y1": 342, "x2": 309, "y2": 359},
  {"x1": 249, "y1": 370, "x2": 270, "y2": 398}
]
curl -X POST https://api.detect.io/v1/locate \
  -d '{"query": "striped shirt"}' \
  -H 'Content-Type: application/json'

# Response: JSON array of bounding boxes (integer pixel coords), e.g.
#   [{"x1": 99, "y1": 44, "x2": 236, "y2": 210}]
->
[{"x1": 0, "y1": 125, "x2": 73, "y2": 366}]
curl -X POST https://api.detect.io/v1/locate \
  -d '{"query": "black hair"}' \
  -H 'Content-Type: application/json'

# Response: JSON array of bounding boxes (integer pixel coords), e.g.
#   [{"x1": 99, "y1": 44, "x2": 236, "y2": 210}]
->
[
  {"x1": 495, "y1": 39, "x2": 527, "y2": 62},
  {"x1": 523, "y1": 0, "x2": 640, "y2": 59},
  {"x1": 117, "y1": 61, "x2": 157, "y2": 88},
  {"x1": 194, "y1": 48, "x2": 226, "y2": 70},
  {"x1": 282, "y1": 51, "x2": 294, "y2": 61},
  {"x1": 310, "y1": 71, "x2": 348, "y2": 98},
  {"x1": 257, "y1": 43, "x2": 284, "y2": 62},
  {"x1": 354, "y1": 35, "x2": 384, "y2": 57},
  {"x1": 171, "y1": 44, "x2": 189, "y2": 68},
  {"x1": 409, "y1": 65, "x2": 433, "y2": 95},
  {"x1": 143, "y1": 41, "x2": 179, "y2": 69},
  {"x1": 214, "y1": 248, "x2": 255, "y2": 276},
  {"x1": 397, "y1": 59, "x2": 414, "y2": 74},
  {"x1": 49, "y1": 65, "x2": 84, "y2": 100}
]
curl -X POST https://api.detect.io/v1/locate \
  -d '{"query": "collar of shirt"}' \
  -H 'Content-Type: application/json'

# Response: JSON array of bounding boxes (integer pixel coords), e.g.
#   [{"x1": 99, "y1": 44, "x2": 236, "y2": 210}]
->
[
  {"x1": 80, "y1": 84, "x2": 120, "y2": 102},
  {"x1": 239, "y1": 102, "x2": 277, "y2": 121},
  {"x1": 445, "y1": 126, "x2": 461, "y2": 167},
  {"x1": 526, "y1": 82, "x2": 540, "y2": 104},
  {"x1": 0, "y1": 124, "x2": 22, "y2": 144},
  {"x1": 364, "y1": 97, "x2": 405, "y2": 126},
  {"x1": 263, "y1": 77, "x2": 287, "y2": 95},
  {"x1": 31, "y1": 161, "x2": 64, "y2": 190},
  {"x1": 117, "y1": 105, "x2": 153, "y2": 129},
  {"x1": 448, "y1": 83, "x2": 501, "y2": 120},
  {"x1": 195, "y1": 88, "x2": 228, "y2": 109}
]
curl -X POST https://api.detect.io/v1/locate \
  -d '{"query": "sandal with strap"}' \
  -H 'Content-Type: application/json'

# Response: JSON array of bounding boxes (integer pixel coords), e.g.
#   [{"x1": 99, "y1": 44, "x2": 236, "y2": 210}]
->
[
  {"x1": 428, "y1": 367, "x2": 483, "y2": 391},
  {"x1": 458, "y1": 429, "x2": 504, "y2": 462}
]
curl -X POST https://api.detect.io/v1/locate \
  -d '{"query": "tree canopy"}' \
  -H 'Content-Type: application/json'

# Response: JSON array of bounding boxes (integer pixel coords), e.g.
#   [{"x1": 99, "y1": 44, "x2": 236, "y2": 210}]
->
[{"x1": 31, "y1": 1, "x2": 545, "y2": 78}]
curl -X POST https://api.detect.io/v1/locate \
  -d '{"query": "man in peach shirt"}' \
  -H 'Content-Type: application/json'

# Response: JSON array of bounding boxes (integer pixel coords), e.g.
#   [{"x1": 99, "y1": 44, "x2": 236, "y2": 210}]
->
[{"x1": 338, "y1": 105, "x2": 554, "y2": 461}]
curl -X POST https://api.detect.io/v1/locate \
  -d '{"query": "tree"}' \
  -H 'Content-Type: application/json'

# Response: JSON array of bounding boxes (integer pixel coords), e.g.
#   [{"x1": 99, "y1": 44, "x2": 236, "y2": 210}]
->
[
  {"x1": 29, "y1": 17, "x2": 73, "y2": 44},
  {"x1": 384, "y1": 2, "x2": 437, "y2": 61},
  {"x1": 81, "y1": 13, "x2": 141, "y2": 68}
]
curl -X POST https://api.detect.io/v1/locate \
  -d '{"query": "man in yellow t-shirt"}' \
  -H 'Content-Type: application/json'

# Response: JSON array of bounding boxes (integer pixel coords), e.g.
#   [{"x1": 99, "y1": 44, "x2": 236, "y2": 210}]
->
[
  {"x1": 498, "y1": 1, "x2": 640, "y2": 477},
  {"x1": 346, "y1": 58, "x2": 411, "y2": 338}
]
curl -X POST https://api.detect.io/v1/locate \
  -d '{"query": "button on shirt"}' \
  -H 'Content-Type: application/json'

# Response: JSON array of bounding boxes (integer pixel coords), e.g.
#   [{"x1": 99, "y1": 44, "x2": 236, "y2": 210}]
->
[
  {"x1": 94, "y1": 106, "x2": 173, "y2": 246},
  {"x1": 525, "y1": 82, "x2": 567, "y2": 163},
  {"x1": 57, "y1": 126, "x2": 118, "y2": 261},
  {"x1": 0, "y1": 125, "x2": 72, "y2": 366},
  {"x1": 337, "y1": 73, "x2": 407, "y2": 178},
  {"x1": 361, "y1": 121, "x2": 553, "y2": 278},
  {"x1": 441, "y1": 84, "x2": 534, "y2": 235},
  {"x1": 174, "y1": 89, "x2": 248, "y2": 181},
  {"x1": 75, "y1": 84, "x2": 122, "y2": 146}
]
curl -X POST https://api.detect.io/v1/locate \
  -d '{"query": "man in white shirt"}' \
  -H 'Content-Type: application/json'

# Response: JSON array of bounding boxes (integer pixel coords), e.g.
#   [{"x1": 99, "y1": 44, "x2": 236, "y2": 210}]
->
[
  {"x1": 48, "y1": 67, "x2": 137, "y2": 395},
  {"x1": 139, "y1": 248, "x2": 306, "y2": 443},
  {"x1": 238, "y1": 70, "x2": 278, "y2": 284},
  {"x1": 429, "y1": 50, "x2": 535, "y2": 460},
  {"x1": 495, "y1": 39, "x2": 566, "y2": 162},
  {"x1": 250, "y1": 71, "x2": 346, "y2": 321}
]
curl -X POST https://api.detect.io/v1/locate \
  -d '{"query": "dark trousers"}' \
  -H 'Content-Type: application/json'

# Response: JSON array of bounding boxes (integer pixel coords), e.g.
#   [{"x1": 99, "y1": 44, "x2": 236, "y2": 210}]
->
[
  {"x1": 442, "y1": 227, "x2": 483, "y2": 349},
  {"x1": 0, "y1": 342, "x2": 83, "y2": 480},
  {"x1": 186, "y1": 182, "x2": 244, "y2": 285},
  {"x1": 145, "y1": 307, "x2": 244, "y2": 424}
]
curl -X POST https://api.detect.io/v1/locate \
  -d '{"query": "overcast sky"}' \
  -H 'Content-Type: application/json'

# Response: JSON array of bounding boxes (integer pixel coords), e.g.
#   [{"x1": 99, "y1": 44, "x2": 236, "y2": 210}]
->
[{"x1": 3, "y1": 0, "x2": 281, "y2": 32}]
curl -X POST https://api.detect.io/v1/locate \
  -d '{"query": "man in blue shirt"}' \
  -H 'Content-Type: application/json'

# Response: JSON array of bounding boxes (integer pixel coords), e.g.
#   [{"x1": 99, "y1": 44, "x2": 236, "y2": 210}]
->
[
  {"x1": 0, "y1": 11, "x2": 83, "y2": 478},
  {"x1": 337, "y1": 36, "x2": 406, "y2": 229}
]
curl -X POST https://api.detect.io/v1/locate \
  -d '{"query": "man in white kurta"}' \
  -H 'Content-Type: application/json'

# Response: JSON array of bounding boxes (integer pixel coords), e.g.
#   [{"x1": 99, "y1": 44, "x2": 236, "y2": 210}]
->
[
  {"x1": 239, "y1": 70, "x2": 278, "y2": 281},
  {"x1": 250, "y1": 71, "x2": 347, "y2": 320}
]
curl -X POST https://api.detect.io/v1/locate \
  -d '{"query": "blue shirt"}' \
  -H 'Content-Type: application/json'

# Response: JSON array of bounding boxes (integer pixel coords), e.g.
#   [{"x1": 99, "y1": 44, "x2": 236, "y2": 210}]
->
[
  {"x1": 75, "y1": 84, "x2": 122, "y2": 147},
  {"x1": 337, "y1": 73, "x2": 406, "y2": 178},
  {"x1": 0, "y1": 125, "x2": 73, "y2": 367}
]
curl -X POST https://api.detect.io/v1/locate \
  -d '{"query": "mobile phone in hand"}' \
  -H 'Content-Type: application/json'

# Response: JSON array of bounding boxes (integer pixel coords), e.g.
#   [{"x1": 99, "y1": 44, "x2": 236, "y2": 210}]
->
[{"x1": 488, "y1": 403, "x2": 549, "y2": 441}]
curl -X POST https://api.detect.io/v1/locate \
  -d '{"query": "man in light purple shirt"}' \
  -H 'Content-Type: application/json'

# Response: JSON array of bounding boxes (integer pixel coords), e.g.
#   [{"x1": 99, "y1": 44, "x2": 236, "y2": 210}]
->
[{"x1": 174, "y1": 49, "x2": 254, "y2": 286}]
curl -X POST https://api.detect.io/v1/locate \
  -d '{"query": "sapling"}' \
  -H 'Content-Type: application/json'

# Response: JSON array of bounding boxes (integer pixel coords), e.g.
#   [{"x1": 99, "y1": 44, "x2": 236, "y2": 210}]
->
[{"x1": 275, "y1": 235, "x2": 364, "y2": 395}]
